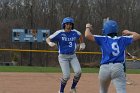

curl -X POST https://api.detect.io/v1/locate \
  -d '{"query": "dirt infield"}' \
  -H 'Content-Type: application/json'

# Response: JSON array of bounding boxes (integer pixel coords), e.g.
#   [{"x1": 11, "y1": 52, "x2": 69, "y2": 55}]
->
[{"x1": 0, "y1": 72, "x2": 139, "y2": 93}]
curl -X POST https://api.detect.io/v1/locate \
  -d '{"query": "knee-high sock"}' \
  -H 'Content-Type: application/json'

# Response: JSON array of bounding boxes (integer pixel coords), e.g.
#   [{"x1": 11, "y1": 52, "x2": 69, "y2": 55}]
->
[
  {"x1": 60, "y1": 79, "x2": 67, "y2": 92},
  {"x1": 71, "y1": 74, "x2": 81, "y2": 89},
  {"x1": 71, "y1": 79, "x2": 78, "y2": 89}
]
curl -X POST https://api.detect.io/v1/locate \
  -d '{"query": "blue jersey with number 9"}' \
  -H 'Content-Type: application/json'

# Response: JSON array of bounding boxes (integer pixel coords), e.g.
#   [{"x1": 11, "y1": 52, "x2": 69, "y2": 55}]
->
[
  {"x1": 49, "y1": 29, "x2": 81, "y2": 54},
  {"x1": 94, "y1": 35, "x2": 133, "y2": 64}
]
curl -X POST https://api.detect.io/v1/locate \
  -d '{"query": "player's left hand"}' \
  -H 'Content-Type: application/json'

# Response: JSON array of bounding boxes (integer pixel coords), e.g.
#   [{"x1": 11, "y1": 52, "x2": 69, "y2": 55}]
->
[
  {"x1": 79, "y1": 43, "x2": 86, "y2": 50},
  {"x1": 122, "y1": 30, "x2": 130, "y2": 35}
]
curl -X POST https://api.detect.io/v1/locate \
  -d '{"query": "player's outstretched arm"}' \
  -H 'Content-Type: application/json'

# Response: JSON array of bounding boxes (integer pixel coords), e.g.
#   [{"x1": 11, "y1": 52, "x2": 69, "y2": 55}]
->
[
  {"x1": 85, "y1": 23, "x2": 95, "y2": 41},
  {"x1": 122, "y1": 30, "x2": 140, "y2": 41}
]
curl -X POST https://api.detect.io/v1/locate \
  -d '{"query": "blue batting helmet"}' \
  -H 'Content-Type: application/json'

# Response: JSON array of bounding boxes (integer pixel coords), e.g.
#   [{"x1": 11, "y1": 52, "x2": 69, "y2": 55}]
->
[
  {"x1": 102, "y1": 20, "x2": 118, "y2": 35},
  {"x1": 62, "y1": 17, "x2": 74, "y2": 29}
]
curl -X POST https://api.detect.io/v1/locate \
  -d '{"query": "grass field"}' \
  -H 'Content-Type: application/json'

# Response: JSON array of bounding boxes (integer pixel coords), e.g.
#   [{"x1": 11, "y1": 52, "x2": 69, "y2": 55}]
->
[{"x1": 0, "y1": 66, "x2": 140, "y2": 74}]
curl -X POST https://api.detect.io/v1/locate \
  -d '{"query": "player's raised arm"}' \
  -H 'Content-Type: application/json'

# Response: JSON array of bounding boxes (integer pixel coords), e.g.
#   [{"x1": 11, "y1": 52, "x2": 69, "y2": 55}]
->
[
  {"x1": 85, "y1": 23, "x2": 95, "y2": 41},
  {"x1": 122, "y1": 30, "x2": 140, "y2": 41}
]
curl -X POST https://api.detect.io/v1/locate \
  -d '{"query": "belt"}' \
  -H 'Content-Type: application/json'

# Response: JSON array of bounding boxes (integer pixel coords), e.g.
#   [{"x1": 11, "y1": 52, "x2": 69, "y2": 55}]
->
[{"x1": 101, "y1": 61, "x2": 122, "y2": 65}]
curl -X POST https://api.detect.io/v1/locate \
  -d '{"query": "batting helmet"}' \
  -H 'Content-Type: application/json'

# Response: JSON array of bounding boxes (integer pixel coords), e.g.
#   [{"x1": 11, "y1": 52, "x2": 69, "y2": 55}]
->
[
  {"x1": 62, "y1": 17, "x2": 74, "y2": 29},
  {"x1": 102, "y1": 20, "x2": 118, "y2": 35}
]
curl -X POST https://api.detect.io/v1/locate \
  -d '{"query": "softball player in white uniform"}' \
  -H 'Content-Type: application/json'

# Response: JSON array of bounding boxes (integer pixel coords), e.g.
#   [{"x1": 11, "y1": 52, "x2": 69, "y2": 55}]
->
[
  {"x1": 85, "y1": 20, "x2": 140, "y2": 93},
  {"x1": 46, "y1": 17, "x2": 85, "y2": 93}
]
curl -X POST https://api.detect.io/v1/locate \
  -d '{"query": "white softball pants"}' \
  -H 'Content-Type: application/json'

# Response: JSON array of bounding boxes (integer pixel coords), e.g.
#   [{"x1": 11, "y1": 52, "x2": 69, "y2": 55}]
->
[
  {"x1": 58, "y1": 54, "x2": 82, "y2": 80},
  {"x1": 99, "y1": 63, "x2": 126, "y2": 93}
]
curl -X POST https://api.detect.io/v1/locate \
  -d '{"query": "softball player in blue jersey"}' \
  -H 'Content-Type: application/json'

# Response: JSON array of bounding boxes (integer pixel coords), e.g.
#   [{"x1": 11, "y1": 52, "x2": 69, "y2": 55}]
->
[
  {"x1": 85, "y1": 20, "x2": 140, "y2": 93},
  {"x1": 46, "y1": 17, "x2": 85, "y2": 93}
]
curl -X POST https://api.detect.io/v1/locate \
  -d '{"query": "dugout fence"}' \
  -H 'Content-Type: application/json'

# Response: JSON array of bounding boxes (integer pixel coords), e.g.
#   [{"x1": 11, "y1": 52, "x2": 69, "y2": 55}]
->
[
  {"x1": 0, "y1": 49, "x2": 140, "y2": 68},
  {"x1": 0, "y1": 49, "x2": 101, "y2": 67}
]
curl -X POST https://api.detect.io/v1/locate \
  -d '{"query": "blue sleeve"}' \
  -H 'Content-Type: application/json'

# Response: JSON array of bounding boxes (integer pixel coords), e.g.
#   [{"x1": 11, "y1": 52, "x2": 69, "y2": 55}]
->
[
  {"x1": 49, "y1": 31, "x2": 61, "y2": 42},
  {"x1": 73, "y1": 29, "x2": 81, "y2": 39},
  {"x1": 122, "y1": 36, "x2": 133, "y2": 46},
  {"x1": 94, "y1": 35, "x2": 105, "y2": 46}
]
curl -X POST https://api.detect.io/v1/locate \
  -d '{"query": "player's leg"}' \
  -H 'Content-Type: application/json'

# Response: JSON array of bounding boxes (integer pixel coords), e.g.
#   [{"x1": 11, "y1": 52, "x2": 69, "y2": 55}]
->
[
  {"x1": 99, "y1": 65, "x2": 111, "y2": 93},
  {"x1": 123, "y1": 62, "x2": 126, "y2": 73},
  {"x1": 70, "y1": 54, "x2": 82, "y2": 92},
  {"x1": 58, "y1": 54, "x2": 71, "y2": 93},
  {"x1": 123, "y1": 62, "x2": 132, "y2": 85},
  {"x1": 111, "y1": 63, "x2": 126, "y2": 93}
]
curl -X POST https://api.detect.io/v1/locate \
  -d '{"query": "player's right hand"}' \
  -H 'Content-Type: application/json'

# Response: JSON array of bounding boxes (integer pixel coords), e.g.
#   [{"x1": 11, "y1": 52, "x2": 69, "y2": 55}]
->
[
  {"x1": 86, "y1": 23, "x2": 93, "y2": 30},
  {"x1": 48, "y1": 42, "x2": 56, "y2": 47}
]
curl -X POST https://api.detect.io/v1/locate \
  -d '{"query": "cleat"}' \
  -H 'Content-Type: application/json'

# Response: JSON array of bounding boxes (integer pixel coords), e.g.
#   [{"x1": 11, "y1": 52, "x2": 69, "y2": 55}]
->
[
  {"x1": 70, "y1": 88, "x2": 76, "y2": 93},
  {"x1": 58, "y1": 91, "x2": 64, "y2": 93},
  {"x1": 126, "y1": 81, "x2": 133, "y2": 85}
]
